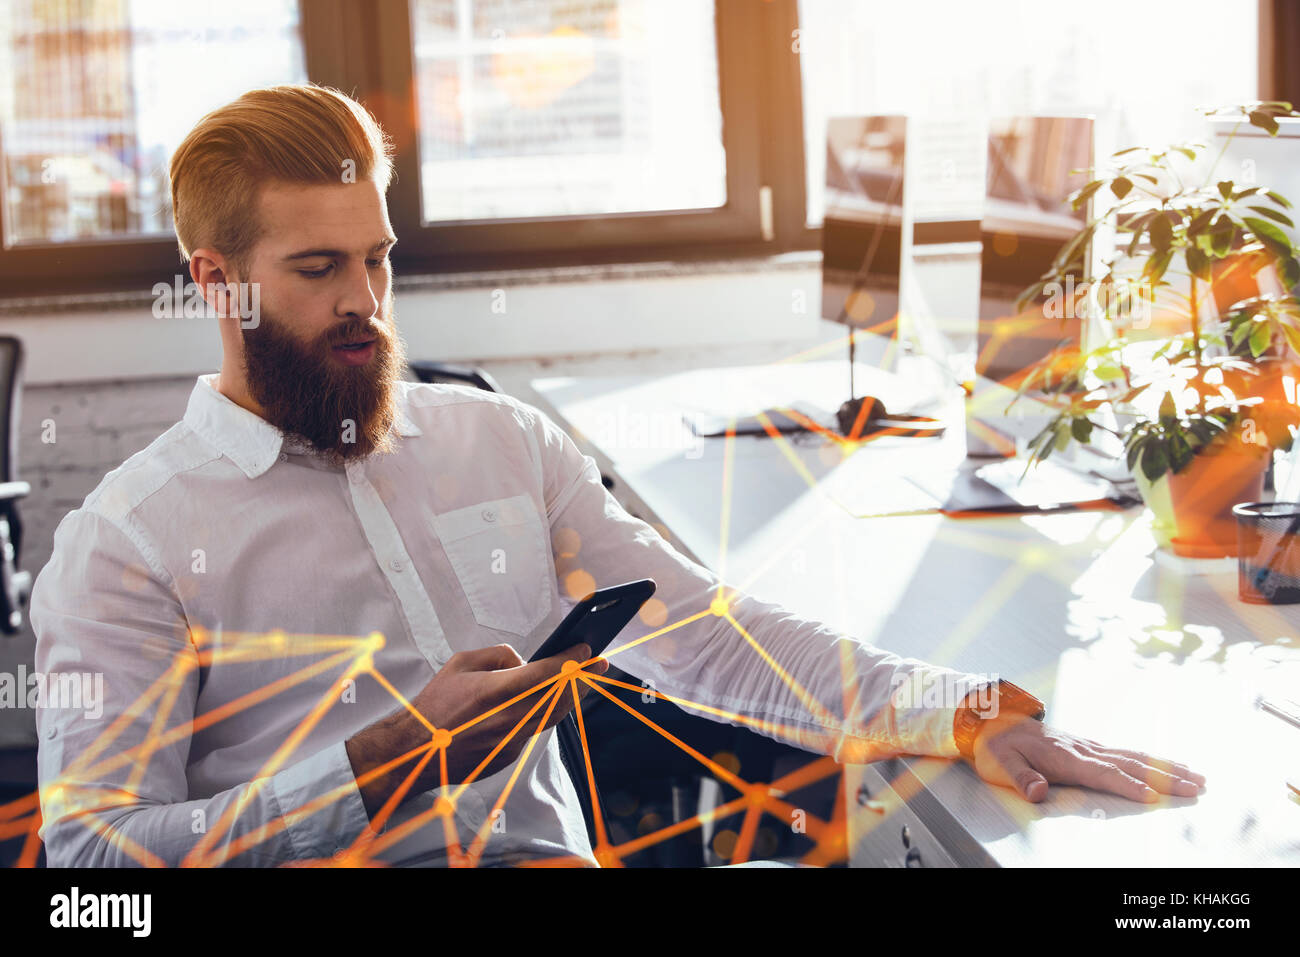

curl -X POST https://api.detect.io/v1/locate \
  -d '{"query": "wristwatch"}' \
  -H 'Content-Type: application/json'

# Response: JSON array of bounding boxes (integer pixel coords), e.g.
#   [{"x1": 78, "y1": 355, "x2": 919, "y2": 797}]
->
[{"x1": 953, "y1": 679, "x2": 1045, "y2": 760}]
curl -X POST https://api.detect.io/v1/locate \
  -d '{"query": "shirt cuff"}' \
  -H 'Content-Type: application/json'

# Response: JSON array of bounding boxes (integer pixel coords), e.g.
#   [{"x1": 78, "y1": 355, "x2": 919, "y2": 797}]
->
[
  {"x1": 269, "y1": 740, "x2": 374, "y2": 861},
  {"x1": 887, "y1": 668, "x2": 997, "y2": 759}
]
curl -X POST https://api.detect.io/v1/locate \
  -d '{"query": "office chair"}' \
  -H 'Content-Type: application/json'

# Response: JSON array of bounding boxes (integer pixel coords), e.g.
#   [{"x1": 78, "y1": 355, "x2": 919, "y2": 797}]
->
[
  {"x1": 0, "y1": 336, "x2": 31, "y2": 635},
  {"x1": 408, "y1": 359, "x2": 503, "y2": 396}
]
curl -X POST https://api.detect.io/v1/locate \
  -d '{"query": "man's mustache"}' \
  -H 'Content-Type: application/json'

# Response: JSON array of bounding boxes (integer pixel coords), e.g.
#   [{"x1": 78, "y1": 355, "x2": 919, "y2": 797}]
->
[{"x1": 320, "y1": 316, "x2": 391, "y2": 350}]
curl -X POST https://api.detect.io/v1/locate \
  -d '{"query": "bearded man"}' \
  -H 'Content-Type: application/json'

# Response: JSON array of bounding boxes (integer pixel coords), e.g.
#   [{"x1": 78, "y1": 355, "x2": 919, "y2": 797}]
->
[{"x1": 29, "y1": 84, "x2": 1203, "y2": 868}]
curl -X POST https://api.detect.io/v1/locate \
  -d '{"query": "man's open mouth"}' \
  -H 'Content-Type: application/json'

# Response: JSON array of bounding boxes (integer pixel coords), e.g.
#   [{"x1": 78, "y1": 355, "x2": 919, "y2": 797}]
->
[{"x1": 330, "y1": 338, "x2": 379, "y2": 366}]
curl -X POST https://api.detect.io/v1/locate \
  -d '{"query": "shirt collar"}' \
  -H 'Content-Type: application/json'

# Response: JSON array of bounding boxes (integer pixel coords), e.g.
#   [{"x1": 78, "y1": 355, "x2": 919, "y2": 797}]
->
[{"x1": 184, "y1": 373, "x2": 423, "y2": 479}]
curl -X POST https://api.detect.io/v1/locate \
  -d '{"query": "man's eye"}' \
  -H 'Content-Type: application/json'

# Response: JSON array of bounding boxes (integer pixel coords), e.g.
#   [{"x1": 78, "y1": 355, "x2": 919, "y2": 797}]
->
[
  {"x1": 367, "y1": 258, "x2": 390, "y2": 268},
  {"x1": 299, "y1": 264, "x2": 333, "y2": 278}
]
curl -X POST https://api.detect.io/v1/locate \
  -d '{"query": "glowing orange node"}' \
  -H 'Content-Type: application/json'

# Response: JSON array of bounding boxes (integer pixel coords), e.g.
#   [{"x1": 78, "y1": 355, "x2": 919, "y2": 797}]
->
[{"x1": 594, "y1": 844, "x2": 620, "y2": 868}]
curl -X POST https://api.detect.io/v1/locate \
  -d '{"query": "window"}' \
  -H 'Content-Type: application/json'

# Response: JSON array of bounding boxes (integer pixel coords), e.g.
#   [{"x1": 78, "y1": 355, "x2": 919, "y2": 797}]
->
[
  {"x1": 1, "y1": 0, "x2": 799, "y2": 294},
  {"x1": 1, "y1": 0, "x2": 306, "y2": 245},
  {"x1": 410, "y1": 0, "x2": 727, "y2": 222},
  {"x1": 0, "y1": 0, "x2": 1271, "y2": 297},
  {"x1": 797, "y1": 0, "x2": 1259, "y2": 226},
  {"x1": 372, "y1": 0, "x2": 787, "y2": 270}
]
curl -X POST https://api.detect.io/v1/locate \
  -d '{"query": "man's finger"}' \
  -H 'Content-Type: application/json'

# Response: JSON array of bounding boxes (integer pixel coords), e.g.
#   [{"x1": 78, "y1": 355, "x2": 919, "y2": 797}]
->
[
  {"x1": 1077, "y1": 748, "x2": 1203, "y2": 796},
  {"x1": 1086, "y1": 746, "x2": 1206, "y2": 787},
  {"x1": 1068, "y1": 755, "x2": 1159, "y2": 803},
  {"x1": 977, "y1": 740, "x2": 1049, "y2": 802},
  {"x1": 455, "y1": 643, "x2": 526, "y2": 673}
]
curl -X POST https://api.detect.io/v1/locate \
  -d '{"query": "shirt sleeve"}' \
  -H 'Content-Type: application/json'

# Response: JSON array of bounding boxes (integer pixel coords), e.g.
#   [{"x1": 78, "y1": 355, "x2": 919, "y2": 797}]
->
[
  {"x1": 519, "y1": 400, "x2": 992, "y2": 763},
  {"x1": 30, "y1": 508, "x2": 374, "y2": 867}
]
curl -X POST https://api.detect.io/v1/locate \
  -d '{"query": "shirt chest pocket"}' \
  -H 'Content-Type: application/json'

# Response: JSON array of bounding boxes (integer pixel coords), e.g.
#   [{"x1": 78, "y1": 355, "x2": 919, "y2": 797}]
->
[{"x1": 431, "y1": 493, "x2": 553, "y2": 637}]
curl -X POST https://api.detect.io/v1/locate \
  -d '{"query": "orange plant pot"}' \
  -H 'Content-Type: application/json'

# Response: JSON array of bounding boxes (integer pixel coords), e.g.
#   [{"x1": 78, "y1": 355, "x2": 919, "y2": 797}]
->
[{"x1": 1166, "y1": 441, "x2": 1270, "y2": 558}]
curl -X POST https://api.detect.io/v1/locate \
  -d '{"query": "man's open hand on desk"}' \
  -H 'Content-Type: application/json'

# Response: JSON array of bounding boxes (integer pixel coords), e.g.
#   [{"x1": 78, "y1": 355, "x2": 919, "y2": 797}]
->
[
  {"x1": 346, "y1": 643, "x2": 608, "y2": 819},
  {"x1": 969, "y1": 714, "x2": 1207, "y2": 803}
]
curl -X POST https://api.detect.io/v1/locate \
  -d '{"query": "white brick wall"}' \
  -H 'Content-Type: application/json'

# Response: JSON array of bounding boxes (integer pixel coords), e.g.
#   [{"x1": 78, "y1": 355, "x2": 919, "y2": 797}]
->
[{"x1": 0, "y1": 377, "x2": 195, "y2": 748}]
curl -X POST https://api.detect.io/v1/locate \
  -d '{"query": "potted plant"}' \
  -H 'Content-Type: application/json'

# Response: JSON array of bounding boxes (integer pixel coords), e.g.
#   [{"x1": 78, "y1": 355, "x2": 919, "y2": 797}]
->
[{"x1": 1009, "y1": 103, "x2": 1300, "y2": 558}]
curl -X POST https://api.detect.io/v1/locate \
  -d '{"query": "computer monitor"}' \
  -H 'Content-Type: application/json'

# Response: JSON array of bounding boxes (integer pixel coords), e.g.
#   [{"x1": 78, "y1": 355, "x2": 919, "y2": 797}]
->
[
  {"x1": 684, "y1": 116, "x2": 908, "y2": 439},
  {"x1": 977, "y1": 115, "x2": 1094, "y2": 390},
  {"x1": 821, "y1": 115, "x2": 906, "y2": 335}
]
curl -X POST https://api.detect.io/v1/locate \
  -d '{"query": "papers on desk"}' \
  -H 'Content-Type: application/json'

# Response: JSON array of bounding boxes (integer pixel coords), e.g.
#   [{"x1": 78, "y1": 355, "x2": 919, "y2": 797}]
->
[
  {"x1": 975, "y1": 459, "x2": 1117, "y2": 507},
  {"x1": 908, "y1": 458, "x2": 1129, "y2": 514},
  {"x1": 685, "y1": 400, "x2": 836, "y2": 437}
]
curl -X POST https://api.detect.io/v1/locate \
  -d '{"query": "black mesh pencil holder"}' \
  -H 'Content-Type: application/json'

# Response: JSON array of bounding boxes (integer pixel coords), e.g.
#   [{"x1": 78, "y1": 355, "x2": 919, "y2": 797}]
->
[{"x1": 1233, "y1": 502, "x2": 1300, "y2": 604}]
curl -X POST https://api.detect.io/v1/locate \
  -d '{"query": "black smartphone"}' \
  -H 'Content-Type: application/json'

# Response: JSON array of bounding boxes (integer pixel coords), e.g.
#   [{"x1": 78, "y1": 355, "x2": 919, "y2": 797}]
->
[{"x1": 528, "y1": 578, "x2": 656, "y2": 663}]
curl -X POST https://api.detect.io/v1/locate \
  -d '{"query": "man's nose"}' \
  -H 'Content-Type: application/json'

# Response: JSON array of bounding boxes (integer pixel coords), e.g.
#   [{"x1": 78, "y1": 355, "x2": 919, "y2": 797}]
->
[{"x1": 336, "y1": 258, "x2": 382, "y2": 321}]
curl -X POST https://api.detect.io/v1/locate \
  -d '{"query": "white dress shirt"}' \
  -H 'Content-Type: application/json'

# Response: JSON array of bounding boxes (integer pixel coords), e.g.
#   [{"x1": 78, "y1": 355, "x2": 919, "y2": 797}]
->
[{"x1": 31, "y1": 373, "x2": 987, "y2": 867}]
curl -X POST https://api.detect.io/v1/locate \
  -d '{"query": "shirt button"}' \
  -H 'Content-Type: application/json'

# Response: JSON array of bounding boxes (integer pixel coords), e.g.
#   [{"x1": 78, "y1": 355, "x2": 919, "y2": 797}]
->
[
  {"x1": 45, "y1": 726, "x2": 58, "y2": 739},
  {"x1": 482, "y1": 508, "x2": 496, "y2": 522},
  {"x1": 389, "y1": 559, "x2": 405, "y2": 573}
]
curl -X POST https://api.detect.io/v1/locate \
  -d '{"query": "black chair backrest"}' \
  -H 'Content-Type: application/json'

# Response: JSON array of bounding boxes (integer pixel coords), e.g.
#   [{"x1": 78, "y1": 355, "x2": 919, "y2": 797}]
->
[
  {"x1": 0, "y1": 336, "x2": 23, "y2": 485},
  {"x1": 408, "y1": 360, "x2": 502, "y2": 395}
]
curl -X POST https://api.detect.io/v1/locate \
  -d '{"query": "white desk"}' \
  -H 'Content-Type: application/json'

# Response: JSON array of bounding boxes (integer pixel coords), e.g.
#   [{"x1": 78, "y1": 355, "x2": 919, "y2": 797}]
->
[{"x1": 529, "y1": 358, "x2": 1300, "y2": 867}]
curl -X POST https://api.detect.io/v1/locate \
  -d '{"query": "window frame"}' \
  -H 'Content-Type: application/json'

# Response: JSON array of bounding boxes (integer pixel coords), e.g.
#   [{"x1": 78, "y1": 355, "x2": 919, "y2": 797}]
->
[{"x1": 0, "y1": 0, "x2": 812, "y2": 298}]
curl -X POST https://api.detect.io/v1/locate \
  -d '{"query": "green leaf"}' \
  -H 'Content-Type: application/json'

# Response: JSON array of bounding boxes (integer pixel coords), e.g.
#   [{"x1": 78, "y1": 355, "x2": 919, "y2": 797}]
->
[
  {"x1": 1243, "y1": 216, "x2": 1295, "y2": 256},
  {"x1": 1071, "y1": 417, "x2": 1093, "y2": 443},
  {"x1": 1070, "y1": 180, "x2": 1105, "y2": 211},
  {"x1": 1249, "y1": 320, "x2": 1272, "y2": 357},
  {"x1": 1267, "y1": 190, "x2": 1293, "y2": 210},
  {"x1": 1140, "y1": 445, "x2": 1170, "y2": 481},
  {"x1": 1281, "y1": 322, "x2": 1300, "y2": 355},
  {"x1": 1054, "y1": 426, "x2": 1071, "y2": 452},
  {"x1": 1247, "y1": 205, "x2": 1296, "y2": 228},
  {"x1": 1210, "y1": 224, "x2": 1237, "y2": 256},
  {"x1": 1282, "y1": 256, "x2": 1300, "y2": 291},
  {"x1": 1187, "y1": 208, "x2": 1218, "y2": 234},
  {"x1": 1142, "y1": 248, "x2": 1175, "y2": 284},
  {"x1": 1094, "y1": 363, "x2": 1125, "y2": 381},
  {"x1": 1158, "y1": 391, "x2": 1177, "y2": 420},
  {"x1": 1218, "y1": 181, "x2": 1234, "y2": 200},
  {"x1": 1185, "y1": 245, "x2": 1212, "y2": 279},
  {"x1": 1111, "y1": 177, "x2": 1133, "y2": 200},
  {"x1": 1149, "y1": 212, "x2": 1174, "y2": 252},
  {"x1": 1249, "y1": 110, "x2": 1281, "y2": 135}
]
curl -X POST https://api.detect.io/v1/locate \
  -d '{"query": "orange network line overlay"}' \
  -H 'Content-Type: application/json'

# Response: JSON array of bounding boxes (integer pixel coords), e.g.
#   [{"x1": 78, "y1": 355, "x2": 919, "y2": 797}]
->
[{"x1": 0, "y1": 324, "x2": 1153, "y2": 868}]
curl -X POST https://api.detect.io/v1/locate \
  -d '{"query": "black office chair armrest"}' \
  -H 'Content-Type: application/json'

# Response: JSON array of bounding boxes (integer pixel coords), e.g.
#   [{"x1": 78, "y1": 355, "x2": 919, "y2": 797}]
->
[{"x1": 408, "y1": 360, "x2": 503, "y2": 395}]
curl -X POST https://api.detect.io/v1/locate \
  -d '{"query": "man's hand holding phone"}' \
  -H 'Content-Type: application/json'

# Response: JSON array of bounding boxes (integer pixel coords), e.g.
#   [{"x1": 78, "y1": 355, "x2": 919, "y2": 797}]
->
[{"x1": 346, "y1": 642, "x2": 608, "y2": 820}]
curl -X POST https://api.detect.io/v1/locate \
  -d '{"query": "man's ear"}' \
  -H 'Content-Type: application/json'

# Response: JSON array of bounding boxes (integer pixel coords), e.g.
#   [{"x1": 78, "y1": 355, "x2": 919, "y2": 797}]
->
[{"x1": 188, "y1": 248, "x2": 240, "y2": 322}]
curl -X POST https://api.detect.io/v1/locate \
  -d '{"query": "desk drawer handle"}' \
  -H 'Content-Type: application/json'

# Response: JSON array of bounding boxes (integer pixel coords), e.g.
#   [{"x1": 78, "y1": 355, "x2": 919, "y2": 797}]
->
[{"x1": 855, "y1": 784, "x2": 887, "y2": 814}]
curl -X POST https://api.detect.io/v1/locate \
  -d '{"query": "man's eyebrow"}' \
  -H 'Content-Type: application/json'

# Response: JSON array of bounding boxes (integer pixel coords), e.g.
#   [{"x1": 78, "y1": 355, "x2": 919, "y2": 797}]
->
[{"x1": 281, "y1": 237, "x2": 397, "y2": 261}]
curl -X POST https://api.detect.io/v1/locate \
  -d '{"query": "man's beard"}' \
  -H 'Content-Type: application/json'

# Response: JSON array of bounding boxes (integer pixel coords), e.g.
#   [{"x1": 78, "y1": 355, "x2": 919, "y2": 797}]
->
[{"x1": 240, "y1": 301, "x2": 407, "y2": 464}]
